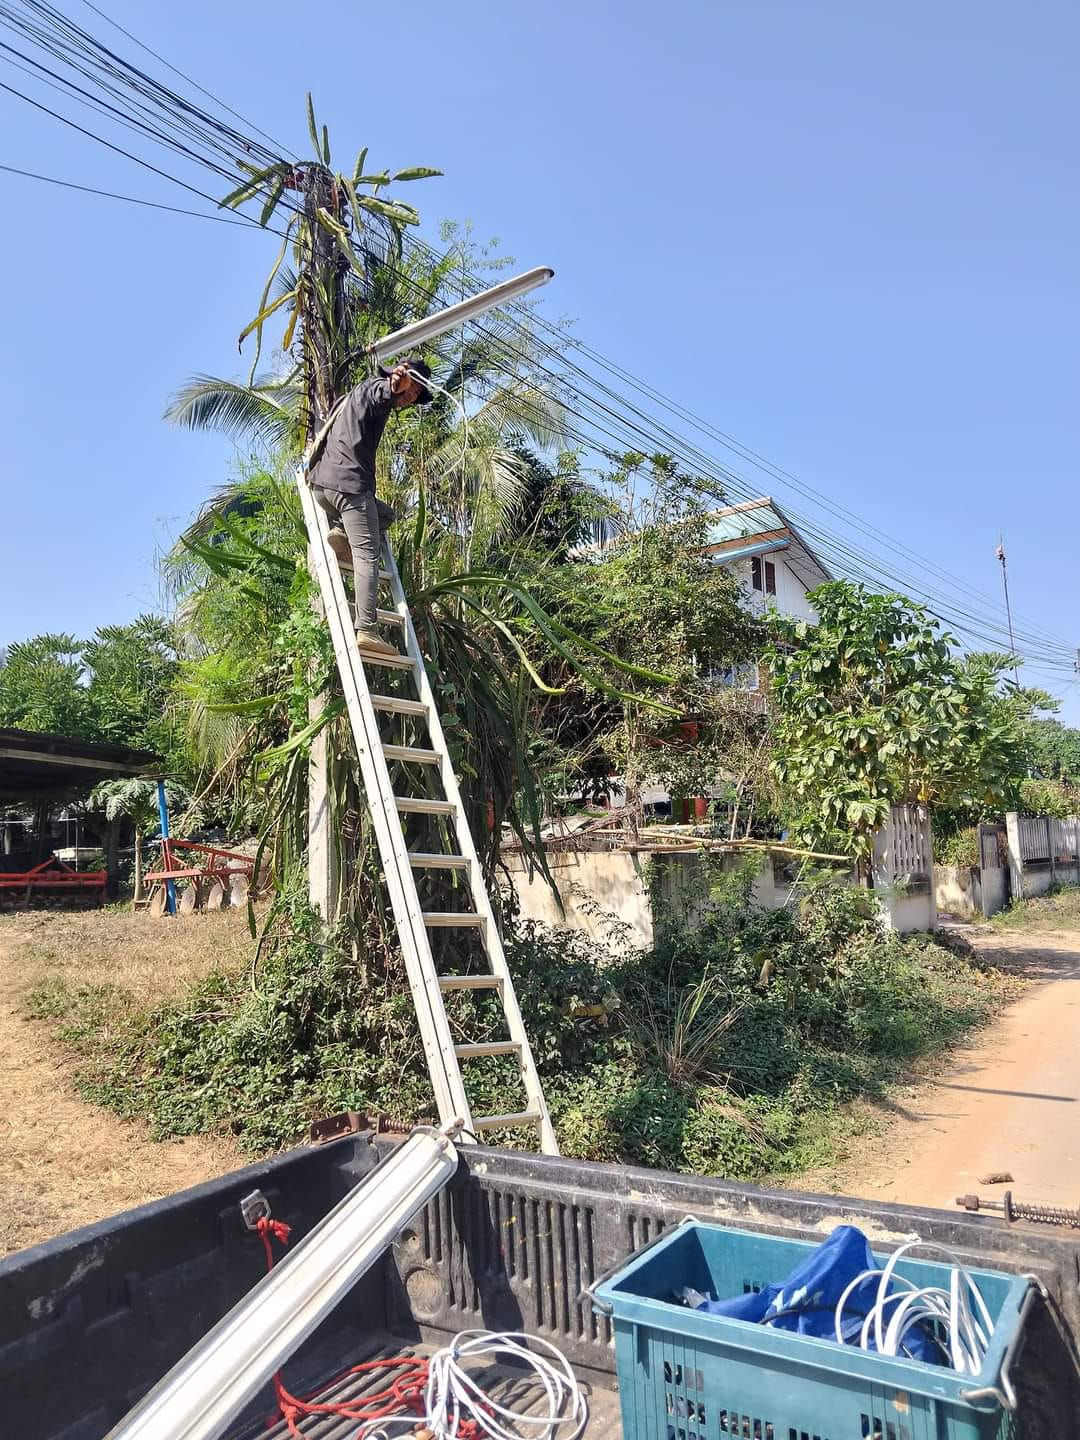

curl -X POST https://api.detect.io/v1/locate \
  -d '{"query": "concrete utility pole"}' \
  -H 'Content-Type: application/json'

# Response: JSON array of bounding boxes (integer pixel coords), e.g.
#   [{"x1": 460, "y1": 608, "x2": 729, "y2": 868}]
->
[
  {"x1": 996, "y1": 538, "x2": 1021, "y2": 687},
  {"x1": 302, "y1": 165, "x2": 349, "y2": 921}
]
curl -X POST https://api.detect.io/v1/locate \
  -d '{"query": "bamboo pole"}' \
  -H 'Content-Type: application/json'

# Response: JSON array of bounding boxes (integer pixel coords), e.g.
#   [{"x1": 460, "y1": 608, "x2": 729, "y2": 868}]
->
[{"x1": 635, "y1": 830, "x2": 849, "y2": 861}]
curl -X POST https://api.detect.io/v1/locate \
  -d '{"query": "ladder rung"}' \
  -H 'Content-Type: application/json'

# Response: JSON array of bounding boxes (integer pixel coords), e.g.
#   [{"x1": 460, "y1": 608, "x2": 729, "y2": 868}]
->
[
  {"x1": 377, "y1": 607, "x2": 405, "y2": 627},
  {"x1": 409, "y1": 852, "x2": 468, "y2": 870},
  {"x1": 423, "y1": 911, "x2": 484, "y2": 927},
  {"x1": 357, "y1": 649, "x2": 413, "y2": 670},
  {"x1": 382, "y1": 744, "x2": 440, "y2": 765},
  {"x1": 371, "y1": 695, "x2": 428, "y2": 717},
  {"x1": 454, "y1": 1041, "x2": 521, "y2": 1059},
  {"x1": 396, "y1": 797, "x2": 455, "y2": 816},
  {"x1": 473, "y1": 1111, "x2": 542, "y2": 1132},
  {"x1": 378, "y1": 569, "x2": 393, "y2": 582},
  {"x1": 438, "y1": 975, "x2": 502, "y2": 992}
]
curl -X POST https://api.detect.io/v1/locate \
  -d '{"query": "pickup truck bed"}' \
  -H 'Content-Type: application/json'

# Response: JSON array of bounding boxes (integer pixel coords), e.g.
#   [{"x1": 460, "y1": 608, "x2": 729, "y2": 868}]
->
[
  {"x1": 3, "y1": 1132, "x2": 1078, "y2": 1437},
  {"x1": 249, "y1": 1337, "x2": 623, "y2": 1440}
]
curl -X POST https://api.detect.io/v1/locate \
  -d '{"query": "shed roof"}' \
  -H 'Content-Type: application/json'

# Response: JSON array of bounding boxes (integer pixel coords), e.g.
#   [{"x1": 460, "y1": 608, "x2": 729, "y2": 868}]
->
[{"x1": 0, "y1": 727, "x2": 161, "y2": 801}]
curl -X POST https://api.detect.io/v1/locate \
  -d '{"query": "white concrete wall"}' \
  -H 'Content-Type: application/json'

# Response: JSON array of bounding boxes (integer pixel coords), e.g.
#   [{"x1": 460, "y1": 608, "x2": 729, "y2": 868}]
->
[
  {"x1": 726, "y1": 556, "x2": 819, "y2": 623},
  {"x1": 934, "y1": 863, "x2": 1009, "y2": 920},
  {"x1": 1020, "y1": 865, "x2": 1056, "y2": 899},
  {"x1": 980, "y1": 865, "x2": 1009, "y2": 916},
  {"x1": 503, "y1": 850, "x2": 654, "y2": 948},
  {"x1": 934, "y1": 864, "x2": 978, "y2": 919},
  {"x1": 504, "y1": 849, "x2": 784, "y2": 950}
]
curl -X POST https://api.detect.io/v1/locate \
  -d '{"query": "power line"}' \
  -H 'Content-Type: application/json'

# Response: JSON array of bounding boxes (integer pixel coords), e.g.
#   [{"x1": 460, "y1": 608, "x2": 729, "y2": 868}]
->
[
  {"x1": 4, "y1": 1, "x2": 1072, "y2": 669},
  {"x1": 0, "y1": 159, "x2": 263, "y2": 223},
  {"x1": 402, "y1": 234, "x2": 1076, "y2": 660},
  {"x1": 76, "y1": 0, "x2": 298, "y2": 160},
  {"x1": 0, "y1": 73, "x2": 245, "y2": 209}
]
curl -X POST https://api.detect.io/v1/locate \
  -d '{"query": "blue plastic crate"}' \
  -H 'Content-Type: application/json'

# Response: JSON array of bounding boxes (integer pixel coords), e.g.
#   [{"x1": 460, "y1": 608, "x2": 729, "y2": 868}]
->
[{"x1": 591, "y1": 1220, "x2": 1034, "y2": 1440}]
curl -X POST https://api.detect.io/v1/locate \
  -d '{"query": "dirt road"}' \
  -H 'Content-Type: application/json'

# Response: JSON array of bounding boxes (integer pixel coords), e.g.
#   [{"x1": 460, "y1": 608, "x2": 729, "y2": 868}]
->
[
  {"x1": 824, "y1": 927, "x2": 1080, "y2": 1209},
  {"x1": 0, "y1": 912, "x2": 243, "y2": 1256}
]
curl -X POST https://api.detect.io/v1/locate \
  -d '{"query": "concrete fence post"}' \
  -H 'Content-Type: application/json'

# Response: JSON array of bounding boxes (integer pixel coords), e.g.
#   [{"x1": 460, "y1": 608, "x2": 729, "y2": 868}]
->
[
  {"x1": 1046, "y1": 814, "x2": 1056, "y2": 885},
  {"x1": 1005, "y1": 811, "x2": 1024, "y2": 903},
  {"x1": 920, "y1": 805, "x2": 937, "y2": 931}
]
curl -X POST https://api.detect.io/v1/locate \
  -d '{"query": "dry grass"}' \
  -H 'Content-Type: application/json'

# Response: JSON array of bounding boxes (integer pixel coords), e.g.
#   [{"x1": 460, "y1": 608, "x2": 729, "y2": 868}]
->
[{"x1": 0, "y1": 907, "x2": 251, "y2": 1257}]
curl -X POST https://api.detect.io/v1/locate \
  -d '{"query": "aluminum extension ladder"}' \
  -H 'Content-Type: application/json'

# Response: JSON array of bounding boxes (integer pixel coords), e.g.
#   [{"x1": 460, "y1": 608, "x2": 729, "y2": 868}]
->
[{"x1": 298, "y1": 474, "x2": 559, "y2": 1154}]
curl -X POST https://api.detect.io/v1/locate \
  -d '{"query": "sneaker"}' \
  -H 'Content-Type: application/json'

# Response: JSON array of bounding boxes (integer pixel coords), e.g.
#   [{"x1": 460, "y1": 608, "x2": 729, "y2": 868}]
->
[
  {"x1": 354, "y1": 630, "x2": 399, "y2": 659},
  {"x1": 327, "y1": 528, "x2": 353, "y2": 570}
]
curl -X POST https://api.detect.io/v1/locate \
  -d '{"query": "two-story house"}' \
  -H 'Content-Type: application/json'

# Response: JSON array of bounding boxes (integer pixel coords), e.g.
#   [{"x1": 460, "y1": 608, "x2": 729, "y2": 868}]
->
[
  {"x1": 687, "y1": 495, "x2": 831, "y2": 709},
  {"x1": 602, "y1": 497, "x2": 832, "y2": 816}
]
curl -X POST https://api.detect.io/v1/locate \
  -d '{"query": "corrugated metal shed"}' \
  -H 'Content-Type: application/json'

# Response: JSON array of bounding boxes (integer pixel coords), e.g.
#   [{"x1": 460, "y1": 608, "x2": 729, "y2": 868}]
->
[{"x1": 0, "y1": 727, "x2": 160, "y2": 800}]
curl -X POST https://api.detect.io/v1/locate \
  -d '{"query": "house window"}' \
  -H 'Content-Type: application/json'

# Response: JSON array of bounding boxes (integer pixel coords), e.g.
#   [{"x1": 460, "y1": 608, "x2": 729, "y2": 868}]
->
[
  {"x1": 705, "y1": 661, "x2": 761, "y2": 692},
  {"x1": 751, "y1": 556, "x2": 777, "y2": 595}
]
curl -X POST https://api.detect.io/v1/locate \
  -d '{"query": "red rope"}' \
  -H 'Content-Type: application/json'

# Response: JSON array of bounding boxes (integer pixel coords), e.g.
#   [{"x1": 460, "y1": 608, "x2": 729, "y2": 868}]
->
[{"x1": 255, "y1": 1216, "x2": 432, "y2": 1440}]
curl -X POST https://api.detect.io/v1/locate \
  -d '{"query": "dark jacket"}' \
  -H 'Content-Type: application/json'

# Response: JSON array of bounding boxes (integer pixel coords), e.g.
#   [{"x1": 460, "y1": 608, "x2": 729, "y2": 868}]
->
[{"x1": 310, "y1": 376, "x2": 394, "y2": 496}]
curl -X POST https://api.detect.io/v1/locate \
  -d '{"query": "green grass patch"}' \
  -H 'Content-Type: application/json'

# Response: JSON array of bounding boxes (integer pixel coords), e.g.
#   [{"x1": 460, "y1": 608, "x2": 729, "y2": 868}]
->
[
  {"x1": 24, "y1": 866, "x2": 1017, "y2": 1179},
  {"x1": 991, "y1": 884, "x2": 1080, "y2": 933}
]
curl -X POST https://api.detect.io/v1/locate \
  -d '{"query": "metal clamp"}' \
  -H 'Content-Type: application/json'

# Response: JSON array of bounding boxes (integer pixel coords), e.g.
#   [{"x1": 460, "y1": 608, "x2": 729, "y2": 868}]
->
[
  {"x1": 239, "y1": 1189, "x2": 271, "y2": 1232},
  {"x1": 959, "y1": 1275, "x2": 1046, "y2": 1412},
  {"x1": 583, "y1": 1217, "x2": 698, "y2": 1316}
]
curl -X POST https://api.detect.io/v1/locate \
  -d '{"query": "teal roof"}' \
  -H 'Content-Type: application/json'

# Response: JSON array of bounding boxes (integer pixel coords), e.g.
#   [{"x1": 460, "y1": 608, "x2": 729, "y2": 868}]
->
[
  {"x1": 704, "y1": 497, "x2": 832, "y2": 585},
  {"x1": 704, "y1": 502, "x2": 785, "y2": 546}
]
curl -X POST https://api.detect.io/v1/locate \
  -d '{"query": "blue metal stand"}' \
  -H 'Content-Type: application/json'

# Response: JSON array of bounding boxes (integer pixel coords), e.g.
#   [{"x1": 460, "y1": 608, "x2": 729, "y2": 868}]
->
[{"x1": 156, "y1": 781, "x2": 177, "y2": 916}]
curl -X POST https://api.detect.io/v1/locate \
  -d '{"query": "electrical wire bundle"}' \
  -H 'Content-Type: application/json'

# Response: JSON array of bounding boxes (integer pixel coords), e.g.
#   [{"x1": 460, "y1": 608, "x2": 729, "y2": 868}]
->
[
  {"x1": 833, "y1": 1240, "x2": 995, "y2": 1374},
  {"x1": 2, "y1": 0, "x2": 1077, "y2": 686}
]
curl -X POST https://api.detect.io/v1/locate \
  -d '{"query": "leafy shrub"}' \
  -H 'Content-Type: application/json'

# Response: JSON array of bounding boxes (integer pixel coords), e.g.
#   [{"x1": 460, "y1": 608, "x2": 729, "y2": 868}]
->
[
  {"x1": 28, "y1": 866, "x2": 1014, "y2": 1178},
  {"x1": 934, "y1": 827, "x2": 979, "y2": 868},
  {"x1": 1018, "y1": 777, "x2": 1076, "y2": 819}
]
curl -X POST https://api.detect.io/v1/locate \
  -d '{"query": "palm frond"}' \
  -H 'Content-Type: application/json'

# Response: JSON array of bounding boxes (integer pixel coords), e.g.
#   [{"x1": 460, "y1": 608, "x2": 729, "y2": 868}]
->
[
  {"x1": 165, "y1": 374, "x2": 300, "y2": 450},
  {"x1": 474, "y1": 381, "x2": 567, "y2": 450}
]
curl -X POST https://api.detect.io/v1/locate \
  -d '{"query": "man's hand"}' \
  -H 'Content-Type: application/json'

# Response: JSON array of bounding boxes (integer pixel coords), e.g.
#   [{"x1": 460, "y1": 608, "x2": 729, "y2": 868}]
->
[{"x1": 389, "y1": 362, "x2": 411, "y2": 396}]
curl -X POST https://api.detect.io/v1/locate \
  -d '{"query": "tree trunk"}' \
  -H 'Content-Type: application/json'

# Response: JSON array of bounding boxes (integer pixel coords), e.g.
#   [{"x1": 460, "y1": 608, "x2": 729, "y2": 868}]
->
[
  {"x1": 133, "y1": 823, "x2": 145, "y2": 906},
  {"x1": 105, "y1": 816, "x2": 121, "y2": 901},
  {"x1": 32, "y1": 799, "x2": 50, "y2": 863}
]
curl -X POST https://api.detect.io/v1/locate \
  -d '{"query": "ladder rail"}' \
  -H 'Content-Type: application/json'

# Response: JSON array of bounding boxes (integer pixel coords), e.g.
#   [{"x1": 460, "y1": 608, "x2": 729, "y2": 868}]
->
[
  {"x1": 381, "y1": 548, "x2": 560, "y2": 1154},
  {"x1": 297, "y1": 474, "x2": 473, "y2": 1131}
]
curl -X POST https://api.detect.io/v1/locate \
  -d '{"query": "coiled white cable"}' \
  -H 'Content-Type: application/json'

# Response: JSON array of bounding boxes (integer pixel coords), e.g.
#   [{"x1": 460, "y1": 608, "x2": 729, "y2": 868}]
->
[
  {"x1": 833, "y1": 1241, "x2": 995, "y2": 1374},
  {"x1": 424, "y1": 1330, "x2": 587, "y2": 1440}
]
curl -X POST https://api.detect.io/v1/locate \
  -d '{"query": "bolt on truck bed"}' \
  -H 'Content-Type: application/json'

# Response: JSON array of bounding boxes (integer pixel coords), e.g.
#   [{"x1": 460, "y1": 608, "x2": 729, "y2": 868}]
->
[{"x1": 2, "y1": 1136, "x2": 1078, "y2": 1436}]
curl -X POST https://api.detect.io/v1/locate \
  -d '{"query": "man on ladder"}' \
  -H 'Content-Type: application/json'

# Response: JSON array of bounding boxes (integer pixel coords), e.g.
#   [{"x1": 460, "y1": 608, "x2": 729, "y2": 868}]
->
[{"x1": 310, "y1": 357, "x2": 433, "y2": 658}]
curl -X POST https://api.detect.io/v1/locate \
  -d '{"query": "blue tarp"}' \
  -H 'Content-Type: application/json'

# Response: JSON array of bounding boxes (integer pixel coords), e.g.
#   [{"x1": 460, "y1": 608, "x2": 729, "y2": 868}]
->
[{"x1": 696, "y1": 1225, "x2": 939, "y2": 1364}]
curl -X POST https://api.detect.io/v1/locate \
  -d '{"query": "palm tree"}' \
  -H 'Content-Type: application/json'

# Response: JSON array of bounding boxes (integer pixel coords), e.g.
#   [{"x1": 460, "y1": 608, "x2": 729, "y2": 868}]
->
[
  {"x1": 89, "y1": 779, "x2": 186, "y2": 906},
  {"x1": 159, "y1": 98, "x2": 668, "y2": 917}
]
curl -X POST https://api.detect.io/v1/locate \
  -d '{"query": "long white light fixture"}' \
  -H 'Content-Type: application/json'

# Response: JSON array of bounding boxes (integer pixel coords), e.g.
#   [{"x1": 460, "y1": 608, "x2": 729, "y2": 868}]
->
[
  {"x1": 369, "y1": 264, "x2": 554, "y2": 362},
  {"x1": 107, "y1": 1126, "x2": 459, "y2": 1440}
]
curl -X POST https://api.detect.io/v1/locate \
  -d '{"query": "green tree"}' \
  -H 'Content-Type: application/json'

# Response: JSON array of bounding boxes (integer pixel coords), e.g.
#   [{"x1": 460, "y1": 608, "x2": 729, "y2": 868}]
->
[
  {"x1": 84, "y1": 617, "x2": 183, "y2": 767},
  {"x1": 531, "y1": 469, "x2": 764, "y2": 830},
  {"x1": 1025, "y1": 716, "x2": 1080, "y2": 785},
  {"x1": 0, "y1": 634, "x2": 88, "y2": 735},
  {"x1": 764, "y1": 582, "x2": 1028, "y2": 859},
  {"x1": 89, "y1": 778, "x2": 186, "y2": 904}
]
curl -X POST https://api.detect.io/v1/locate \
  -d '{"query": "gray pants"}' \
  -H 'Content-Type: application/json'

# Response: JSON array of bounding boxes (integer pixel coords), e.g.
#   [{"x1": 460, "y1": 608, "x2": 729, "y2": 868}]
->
[{"x1": 316, "y1": 488, "x2": 394, "y2": 631}]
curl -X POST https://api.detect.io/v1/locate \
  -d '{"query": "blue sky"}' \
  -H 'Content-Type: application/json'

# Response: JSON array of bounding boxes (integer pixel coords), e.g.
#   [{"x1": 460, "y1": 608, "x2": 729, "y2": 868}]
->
[{"x1": 2, "y1": 1, "x2": 1077, "y2": 714}]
